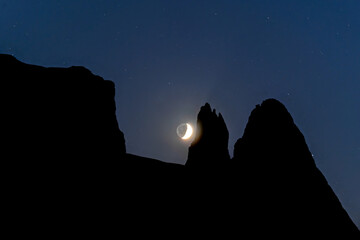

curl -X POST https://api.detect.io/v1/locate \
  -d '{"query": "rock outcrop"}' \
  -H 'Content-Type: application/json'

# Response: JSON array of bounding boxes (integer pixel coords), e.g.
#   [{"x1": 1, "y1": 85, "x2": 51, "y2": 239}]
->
[
  {"x1": 232, "y1": 99, "x2": 359, "y2": 237},
  {"x1": 1, "y1": 54, "x2": 125, "y2": 182},
  {"x1": 186, "y1": 103, "x2": 230, "y2": 169}
]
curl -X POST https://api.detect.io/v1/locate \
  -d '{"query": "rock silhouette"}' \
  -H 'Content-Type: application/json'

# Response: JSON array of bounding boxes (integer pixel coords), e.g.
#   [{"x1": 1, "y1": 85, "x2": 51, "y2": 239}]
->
[
  {"x1": 232, "y1": 99, "x2": 359, "y2": 237},
  {"x1": 186, "y1": 103, "x2": 230, "y2": 169},
  {"x1": 2, "y1": 54, "x2": 125, "y2": 179},
  {"x1": 2, "y1": 54, "x2": 358, "y2": 237}
]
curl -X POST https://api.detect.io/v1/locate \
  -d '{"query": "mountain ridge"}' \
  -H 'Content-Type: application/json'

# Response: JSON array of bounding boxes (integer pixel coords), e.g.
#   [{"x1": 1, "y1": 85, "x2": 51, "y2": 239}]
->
[{"x1": 2, "y1": 54, "x2": 358, "y2": 237}]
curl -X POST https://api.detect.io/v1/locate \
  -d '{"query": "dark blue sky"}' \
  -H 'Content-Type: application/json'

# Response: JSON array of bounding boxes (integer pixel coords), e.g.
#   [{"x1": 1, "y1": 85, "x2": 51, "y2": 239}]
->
[{"x1": 1, "y1": 0, "x2": 359, "y2": 227}]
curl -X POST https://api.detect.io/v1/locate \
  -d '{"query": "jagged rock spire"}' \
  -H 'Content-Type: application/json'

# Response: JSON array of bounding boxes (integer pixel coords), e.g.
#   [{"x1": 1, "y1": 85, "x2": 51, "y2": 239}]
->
[{"x1": 186, "y1": 103, "x2": 230, "y2": 169}]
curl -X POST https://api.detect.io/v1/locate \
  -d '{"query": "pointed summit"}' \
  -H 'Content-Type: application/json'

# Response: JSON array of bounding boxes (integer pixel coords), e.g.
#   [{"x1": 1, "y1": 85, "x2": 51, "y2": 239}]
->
[
  {"x1": 232, "y1": 98, "x2": 359, "y2": 236},
  {"x1": 186, "y1": 103, "x2": 230, "y2": 169}
]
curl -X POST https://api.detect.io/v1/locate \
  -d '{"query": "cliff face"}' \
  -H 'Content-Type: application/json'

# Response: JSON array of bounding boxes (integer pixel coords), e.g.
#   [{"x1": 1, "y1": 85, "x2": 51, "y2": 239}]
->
[
  {"x1": 2, "y1": 54, "x2": 126, "y2": 181},
  {"x1": 186, "y1": 103, "x2": 230, "y2": 169}
]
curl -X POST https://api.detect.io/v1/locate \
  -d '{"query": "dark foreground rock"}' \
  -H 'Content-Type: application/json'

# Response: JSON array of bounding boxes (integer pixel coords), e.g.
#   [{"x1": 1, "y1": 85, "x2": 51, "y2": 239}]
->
[
  {"x1": 186, "y1": 103, "x2": 230, "y2": 169},
  {"x1": 2, "y1": 55, "x2": 358, "y2": 238},
  {"x1": 231, "y1": 99, "x2": 359, "y2": 237}
]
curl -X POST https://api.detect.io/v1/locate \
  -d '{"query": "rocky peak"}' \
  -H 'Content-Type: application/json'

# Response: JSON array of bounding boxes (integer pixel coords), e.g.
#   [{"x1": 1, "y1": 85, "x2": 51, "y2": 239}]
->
[
  {"x1": 186, "y1": 103, "x2": 230, "y2": 169},
  {"x1": 233, "y1": 98, "x2": 314, "y2": 171},
  {"x1": 232, "y1": 98, "x2": 359, "y2": 236}
]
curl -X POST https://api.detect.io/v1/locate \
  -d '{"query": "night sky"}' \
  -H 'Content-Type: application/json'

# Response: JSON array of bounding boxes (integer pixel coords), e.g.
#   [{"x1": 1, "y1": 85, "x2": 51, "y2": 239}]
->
[{"x1": 1, "y1": 1, "x2": 359, "y2": 227}]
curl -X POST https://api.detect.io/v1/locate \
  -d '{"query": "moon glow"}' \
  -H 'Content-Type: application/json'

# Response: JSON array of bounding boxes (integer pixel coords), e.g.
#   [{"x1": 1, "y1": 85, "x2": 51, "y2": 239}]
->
[{"x1": 176, "y1": 123, "x2": 193, "y2": 140}]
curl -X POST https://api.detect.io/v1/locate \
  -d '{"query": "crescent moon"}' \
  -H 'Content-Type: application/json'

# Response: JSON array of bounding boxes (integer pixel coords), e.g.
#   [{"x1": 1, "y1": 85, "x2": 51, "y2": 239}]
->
[{"x1": 182, "y1": 123, "x2": 193, "y2": 140}]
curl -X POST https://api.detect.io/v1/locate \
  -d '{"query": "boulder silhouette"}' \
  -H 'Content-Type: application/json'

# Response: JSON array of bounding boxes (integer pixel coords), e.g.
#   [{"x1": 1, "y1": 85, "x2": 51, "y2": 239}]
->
[{"x1": 186, "y1": 103, "x2": 230, "y2": 169}]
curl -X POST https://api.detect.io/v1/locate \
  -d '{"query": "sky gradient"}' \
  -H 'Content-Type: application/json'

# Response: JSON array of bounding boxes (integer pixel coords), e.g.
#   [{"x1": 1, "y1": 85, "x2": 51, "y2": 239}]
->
[{"x1": 1, "y1": 0, "x2": 359, "y2": 227}]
